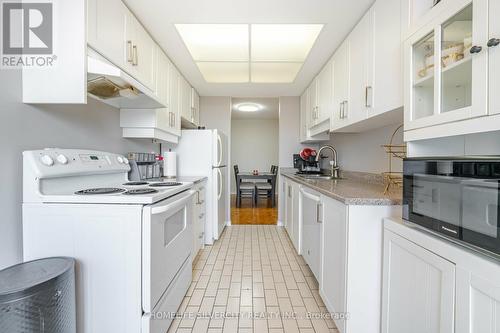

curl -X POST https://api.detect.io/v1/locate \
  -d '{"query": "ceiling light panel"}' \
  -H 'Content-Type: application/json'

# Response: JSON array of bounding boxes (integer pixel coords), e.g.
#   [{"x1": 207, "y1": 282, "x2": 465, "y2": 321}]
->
[
  {"x1": 251, "y1": 62, "x2": 303, "y2": 83},
  {"x1": 175, "y1": 24, "x2": 249, "y2": 61},
  {"x1": 251, "y1": 24, "x2": 323, "y2": 62},
  {"x1": 197, "y1": 62, "x2": 249, "y2": 83}
]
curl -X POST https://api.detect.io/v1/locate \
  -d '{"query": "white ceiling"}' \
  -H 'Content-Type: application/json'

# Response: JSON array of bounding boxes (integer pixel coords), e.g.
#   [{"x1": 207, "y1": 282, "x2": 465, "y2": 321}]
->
[
  {"x1": 124, "y1": 0, "x2": 375, "y2": 97},
  {"x1": 231, "y1": 98, "x2": 279, "y2": 120}
]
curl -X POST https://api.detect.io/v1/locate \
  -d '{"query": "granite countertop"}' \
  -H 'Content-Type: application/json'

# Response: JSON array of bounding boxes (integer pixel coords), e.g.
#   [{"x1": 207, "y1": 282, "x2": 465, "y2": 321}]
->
[
  {"x1": 176, "y1": 176, "x2": 208, "y2": 184},
  {"x1": 280, "y1": 168, "x2": 402, "y2": 206}
]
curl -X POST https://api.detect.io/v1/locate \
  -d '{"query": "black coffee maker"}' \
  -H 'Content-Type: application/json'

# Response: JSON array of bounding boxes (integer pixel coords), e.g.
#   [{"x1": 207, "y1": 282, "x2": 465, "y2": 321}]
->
[{"x1": 293, "y1": 154, "x2": 321, "y2": 174}]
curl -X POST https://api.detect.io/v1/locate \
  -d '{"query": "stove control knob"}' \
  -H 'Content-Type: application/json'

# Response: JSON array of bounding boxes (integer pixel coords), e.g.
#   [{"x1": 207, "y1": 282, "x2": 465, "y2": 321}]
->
[
  {"x1": 40, "y1": 155, "x2": 54, "y2": 166},
  {"x1": 117, "y1": 156, "x2": 124, "y2": 164},
  {"x1": 123, "y1": 157, "x2": 129, "y2": 164},
  {"x1": 56, "y1": 154, "x2": 68, "y2": 165}
]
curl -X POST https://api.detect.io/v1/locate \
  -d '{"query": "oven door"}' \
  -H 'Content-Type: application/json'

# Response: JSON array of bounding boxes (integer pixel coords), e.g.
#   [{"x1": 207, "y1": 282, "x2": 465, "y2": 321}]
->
[
  {"x1": 142, "y1": 190, "x2": 194, "y2": 313},
  {"x1": 462, "y1": 180, "x2": 500, "y2": 255}
]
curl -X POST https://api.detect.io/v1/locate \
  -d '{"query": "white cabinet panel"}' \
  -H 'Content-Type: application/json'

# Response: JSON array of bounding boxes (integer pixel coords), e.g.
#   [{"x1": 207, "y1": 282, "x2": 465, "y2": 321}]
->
[
  {"x1": 87, "y1": 0, "x2": 127, "y2": 70},
  {"x1": 382, "y1": 230, "x2": 455, "y2": 333},
  {"x1": 372, "y1": 0, "x2": 403, "y2": 116},
  {"x1": 320, "y1": 197, "x2": 347, "y2": 333},
  {"x1": 169, "y1": 66, "x2": 181, "y2": 136},
  {"x1": 317, "y1": 59, "x2": 334, "y2": 124},
  {"x1": 488, "y1": 0, "x2": 500, "y2": 116},
  {"x1": 346, "y1": 10, "x2": 372, "y2": 127},
  {"x1": 331, "y1": 40, "x2": 350, "y2": 130}
]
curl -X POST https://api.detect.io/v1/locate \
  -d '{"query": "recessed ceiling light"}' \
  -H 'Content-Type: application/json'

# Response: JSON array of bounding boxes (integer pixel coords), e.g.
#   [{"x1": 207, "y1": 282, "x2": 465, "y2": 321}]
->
[
  {"x1": 175, "y1": 23, "x2": 324, "y2": 83},
  {"x1": 237, "y1": 103, "x2": 261, "y2": 112},
  {"x1": 175, "y1": 24, "x2": 249, "y2": 61},
  {"x1": 251, "y1": 24, "x2": 323, "y2": 62}
]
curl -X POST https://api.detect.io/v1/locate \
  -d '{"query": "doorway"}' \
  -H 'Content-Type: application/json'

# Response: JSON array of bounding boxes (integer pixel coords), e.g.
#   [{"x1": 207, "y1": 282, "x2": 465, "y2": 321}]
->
[{"x1": 230, "y1": 97, "x2": 279, "y2": 225}]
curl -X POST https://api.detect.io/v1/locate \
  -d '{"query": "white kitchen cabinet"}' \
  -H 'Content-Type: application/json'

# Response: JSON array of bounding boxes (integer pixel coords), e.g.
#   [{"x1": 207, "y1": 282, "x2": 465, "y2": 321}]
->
[
  {"x1": 344, "y1": 10, "x2": 373, "y2": 128},
  {"x1": 404, "y1": 0, "x2": 495, "y2": 141},
  {"x1": 284, "y1": 180, "x2": 301, "y2": 253},
  {"x1": 299, "y1": 89, "x2": 330, "y2": 143},
  {"x1": 331, "y1": 40, "x2": 351, "y2": 130},
  {"x1": 320, "y1": 196, "x2": 347, "y2": 333},
  {"x1": 192, "y1": 180, "x2": 207, "y2": 257},
  {"x1": 316, "y1": 59, "x2": 334, "y2": 125},
  {"x1": 371, "y1": 0, "x2": 403, "y2": 117},
  {"x1": 191, "y1": 88, "x2": 200, "y2": 127},
  {"x1": 87, "y1": 0, "x2": 127, "y2": 70},
  {"x1": 168, "y1": 65, "x2": 181, "y2": 136},
  {"x1": 124, "y1": 11, "x2": 156, "y2": 91},
  {"x1": 381, "y1": 230, "x2": 455, "y2": 333},
  {"x1": 384, "y1": 217, "x2": 500, "y2": 333}
]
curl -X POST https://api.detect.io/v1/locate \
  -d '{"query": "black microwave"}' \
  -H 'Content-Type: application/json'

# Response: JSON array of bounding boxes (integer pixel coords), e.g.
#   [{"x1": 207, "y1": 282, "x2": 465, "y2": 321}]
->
[{"x1": 403, "y1": 157, "x2": 500, "y2": 257}]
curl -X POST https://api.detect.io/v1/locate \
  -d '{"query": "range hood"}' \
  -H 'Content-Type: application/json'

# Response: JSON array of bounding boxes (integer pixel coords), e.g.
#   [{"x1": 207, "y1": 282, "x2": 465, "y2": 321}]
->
[{"x1": 87, "y1": 50, "x2": 165, "y2": 109}]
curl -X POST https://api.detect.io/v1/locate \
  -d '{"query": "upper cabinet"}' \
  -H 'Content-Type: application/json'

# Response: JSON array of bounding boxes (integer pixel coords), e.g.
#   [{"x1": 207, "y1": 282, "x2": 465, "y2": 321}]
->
[
  {"x1": 300, "y1": 86, "x2": 330, "y2": 143},
  {"x1": 299, "y1": 0, "x2": 403, "y2": 137},
  {"x1": 403, "y1": 0, "x2": 500, "y2": 141}
]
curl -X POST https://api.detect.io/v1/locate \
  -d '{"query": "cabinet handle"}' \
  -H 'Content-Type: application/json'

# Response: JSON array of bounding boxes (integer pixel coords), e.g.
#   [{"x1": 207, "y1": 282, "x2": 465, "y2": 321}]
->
[
  {"x1": 340, "y1": 102, "x2": 345, "y2": 119},
  {"x1": 127, "y1": 41, "x2": 133, "y2": 63},
  {"x1": 488, "y1": 38, "x2": 500, "y2": 48},
  {"x1": 316, "y1": 202, "x2": 323, "y2": 223},
  {"x1": 288, "y1": 185, "x2": 292, "y2": 198},
  {"x1": 344, "y1": 101, "x2": 348, "y2": 118},
  {"x1": 470, "y1": 45, "x2": 482, "y2": 54},
  {"x1": 365, "y1": 86, "x2": 372, "y2": 108},
  {"x1": 132, "y1": 45, "x2": 138, "y2": 66}
]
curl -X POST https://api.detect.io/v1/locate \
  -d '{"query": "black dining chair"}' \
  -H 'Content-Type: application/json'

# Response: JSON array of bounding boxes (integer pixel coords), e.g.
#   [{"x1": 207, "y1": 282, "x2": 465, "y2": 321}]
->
[
  {"x1": 255, "y1": 165, "x2": 278, "y2": 207},
  {"x1": 234, "y1": 165, "x2": 256, "y2": 207}
]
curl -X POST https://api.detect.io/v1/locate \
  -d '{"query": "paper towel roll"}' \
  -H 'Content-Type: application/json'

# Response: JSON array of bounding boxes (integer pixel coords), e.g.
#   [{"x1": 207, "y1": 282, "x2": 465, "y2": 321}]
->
[{"x1": 163, "y1": 151, "x2": 177, "y2": 178}]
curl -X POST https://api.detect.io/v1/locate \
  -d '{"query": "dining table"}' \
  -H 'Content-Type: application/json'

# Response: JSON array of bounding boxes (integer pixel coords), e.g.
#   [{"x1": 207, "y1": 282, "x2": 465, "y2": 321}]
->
[{"x1": 236, "y1": 172, "x2": 277, "y2": 206}]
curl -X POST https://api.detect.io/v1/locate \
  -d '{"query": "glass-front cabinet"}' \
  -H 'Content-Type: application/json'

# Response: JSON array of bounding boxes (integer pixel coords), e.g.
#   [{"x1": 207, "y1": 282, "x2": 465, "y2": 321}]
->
[{"x1": 404, "y1": 0, "x2": 488, "y2": 131}]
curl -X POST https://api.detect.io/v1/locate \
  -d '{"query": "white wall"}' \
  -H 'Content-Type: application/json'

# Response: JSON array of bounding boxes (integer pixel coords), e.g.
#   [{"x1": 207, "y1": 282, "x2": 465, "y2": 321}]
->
[
  {"x1": 230, "y1": 119, "x2": 279, "y2": 193},
  {"x1": 326, "y1": 124, "x2": 404, "y2": 174},
  {"x1": 199, "y1": 97, "x2": 232, "y2": 223},
  {"x1": 0, "y1": 70, "x2": 157, "y2": 270},
  {"x1": 278, "y1": 96, "x2": 312, "y2": 167}
]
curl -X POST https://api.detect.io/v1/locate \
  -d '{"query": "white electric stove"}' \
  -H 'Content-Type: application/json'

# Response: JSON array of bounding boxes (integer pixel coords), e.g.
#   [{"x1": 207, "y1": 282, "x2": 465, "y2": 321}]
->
[{"x1": 23, "y1": 148, "x2": 194, "y2": 333}]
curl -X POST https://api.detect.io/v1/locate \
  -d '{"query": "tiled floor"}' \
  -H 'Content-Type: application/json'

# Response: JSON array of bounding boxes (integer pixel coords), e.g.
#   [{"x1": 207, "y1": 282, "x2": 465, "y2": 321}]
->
[{"x1": 168, "y1": 225, "x2": 338, "y2": 333}]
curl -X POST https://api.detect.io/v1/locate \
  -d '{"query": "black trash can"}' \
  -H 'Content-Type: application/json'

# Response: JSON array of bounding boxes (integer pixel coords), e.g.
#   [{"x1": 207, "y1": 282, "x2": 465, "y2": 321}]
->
[{"x1": 0, "y1": 257, "x2": 76, "y2": 333}]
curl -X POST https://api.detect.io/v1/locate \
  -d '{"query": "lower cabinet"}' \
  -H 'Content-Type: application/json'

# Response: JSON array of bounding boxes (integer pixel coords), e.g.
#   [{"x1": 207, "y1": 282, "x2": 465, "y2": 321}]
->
[
  {"x1": 282, "y1": 176, "x2": 401, "y2": 333},
  {"x1": 383, "y1": 218, "x2": 500, "y2": 333},
  {"x1": 381, "y1": 230, "x2": 455, "y2": 333},
  {"x1": 192, "y1": 181, "x2": 206, "y2": 258}
]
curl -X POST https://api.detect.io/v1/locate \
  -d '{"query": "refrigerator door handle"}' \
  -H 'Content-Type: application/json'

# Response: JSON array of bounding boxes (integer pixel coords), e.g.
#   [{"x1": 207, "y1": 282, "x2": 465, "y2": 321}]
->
[
  {"x1": 217, "y1": 168, "x2": 223, "y2": 200},
  {"x1": 217, "y1": 134, "x2": 223, "y2": 166}
]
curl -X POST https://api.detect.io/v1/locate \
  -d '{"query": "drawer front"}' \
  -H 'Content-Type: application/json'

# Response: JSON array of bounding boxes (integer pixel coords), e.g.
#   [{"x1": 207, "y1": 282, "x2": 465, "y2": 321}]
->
[{"x1": 142, "y1": 256, "x2": 192, "y2": 333}]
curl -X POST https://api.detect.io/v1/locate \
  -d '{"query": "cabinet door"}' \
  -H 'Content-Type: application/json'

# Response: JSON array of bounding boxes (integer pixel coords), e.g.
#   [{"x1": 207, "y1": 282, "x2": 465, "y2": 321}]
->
[
  {"x1": 300, "y1": 90, "x2": 310, "y2": 142},
  {"x1": 381, "y1": 230, "x2": 455, "y2": 333},
  {"x1": 87, "y1": 0, "x2": 127, "y2": 69},
  {"x1": 179, "y1": 77, "x2": 192, "y2": 121},
  {"x1": 320, "y1": 197, "x2": 347, "y2": 333},
  {"x1": 308, "y1": 81, "x2": 318, "y2": 127},
  {"x1": 372, "y1": 0, "x2": 403, "y2": 116},
  {"x1": 331, "y1": 40, "x2": 350, "y2": 130},
  {"x1": 347, "y1": 10, "x2": 372, "y2": 126},
  {"x1": 169, "y1": 66, "x2": 181, "y2": 135},
  {"x1": 134, "y1": 22, "x2": 156, "y2": 91},
  {"x1": 124, "y1": 11, "x2": 138, "y2": 77},
  {"x1": 489, "y1": 0, "x2": 500, "y2": 115},
  {"x1": 191, "y1": 88, "x2": 200, "y2": 126},
  {"x1": 155, "y1": 48, "x2": 170, "y2": 108},
  {"x1": 291, "y1": 182, "x2": 300, "y2": 253},
  {"x1": 405, "y1": 0, "x2": 488, "y2": 131},
  {"x1": 317, "y1": 59, "x2": 334, "y2": 124},
  {"x1": 285, "y1": 181, "x2": 293, "y2": 233},
  {"x1": 299, "y1": 187, "x2": 322, "y2": 281},
  {"x1": 456, "y1": 267, "x2": 500, "y2": 333}
]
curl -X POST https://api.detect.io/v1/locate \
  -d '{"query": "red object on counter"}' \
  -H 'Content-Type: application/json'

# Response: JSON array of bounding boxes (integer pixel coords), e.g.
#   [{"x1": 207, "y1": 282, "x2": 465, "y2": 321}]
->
[{"x1": 299, "y1": 148, "x2": 317, "y2": 161}]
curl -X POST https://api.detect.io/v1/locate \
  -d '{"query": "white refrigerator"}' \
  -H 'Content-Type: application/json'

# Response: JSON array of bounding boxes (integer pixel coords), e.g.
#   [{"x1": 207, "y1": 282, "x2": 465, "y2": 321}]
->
[{"x1": 175, "y1": 129, "x2": 228, "y2": 244}]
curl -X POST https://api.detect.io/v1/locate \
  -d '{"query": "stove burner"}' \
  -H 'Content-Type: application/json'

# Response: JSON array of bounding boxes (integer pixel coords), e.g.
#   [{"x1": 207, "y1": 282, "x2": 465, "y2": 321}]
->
[
  {"x1": 75, "y1": 188, "x2": 125, "y2": 195},
  {"x1": 123, "y1": 181, "x2": 149, "y2": 186},
  {"x1": 149, "y1": 182, "x2": 182, "y2": 187},
  {"x1": 123, "y1": 188, "x2": 158, "y2": 195}
]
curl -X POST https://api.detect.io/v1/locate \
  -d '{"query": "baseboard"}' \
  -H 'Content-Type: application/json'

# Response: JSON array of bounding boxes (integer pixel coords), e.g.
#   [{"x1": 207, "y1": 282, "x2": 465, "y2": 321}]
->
[{"x1": 277, "y1": 220, "x2": 284, "y2": 227}]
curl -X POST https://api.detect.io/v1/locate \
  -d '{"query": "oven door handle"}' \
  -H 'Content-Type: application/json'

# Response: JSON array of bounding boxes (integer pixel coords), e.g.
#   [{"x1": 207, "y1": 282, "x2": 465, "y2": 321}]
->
[{"x1": 151, "y1": 190, "x2": 195, "y2": 215}]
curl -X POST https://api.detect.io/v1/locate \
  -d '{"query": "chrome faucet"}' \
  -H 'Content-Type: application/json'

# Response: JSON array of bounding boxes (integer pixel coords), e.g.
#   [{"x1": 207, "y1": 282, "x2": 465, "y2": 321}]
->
[{"x1": 316, "y1": 145, "x2": 340, "y2": 178}]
